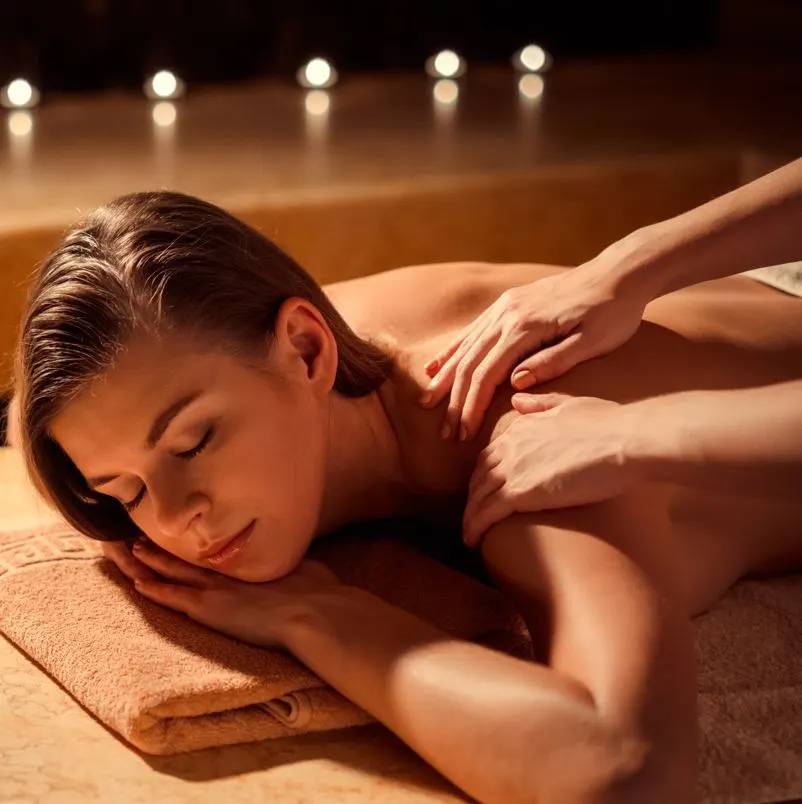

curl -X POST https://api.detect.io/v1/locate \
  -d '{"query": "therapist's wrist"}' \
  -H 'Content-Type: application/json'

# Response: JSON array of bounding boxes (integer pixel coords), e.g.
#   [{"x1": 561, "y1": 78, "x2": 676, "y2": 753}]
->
[
  {"x1": 588, "y1": 222, "x2": 687, "y2": 307},
  {"x1": 618, "y1": 398, "x2": 684, "y2": 484}
]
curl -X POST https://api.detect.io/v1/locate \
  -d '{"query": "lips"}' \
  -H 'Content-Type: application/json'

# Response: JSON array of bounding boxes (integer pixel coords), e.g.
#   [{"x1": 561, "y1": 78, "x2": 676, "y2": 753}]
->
[{"x1": 202, "y1": 520, "x2": 256, "y2": 568}]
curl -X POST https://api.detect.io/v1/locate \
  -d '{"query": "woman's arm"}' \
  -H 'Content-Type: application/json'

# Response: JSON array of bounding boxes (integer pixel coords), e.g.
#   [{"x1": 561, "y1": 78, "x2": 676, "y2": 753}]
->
[
  {"x1": 614, "y1": 157, "x2": 802, "y2": 300},
  {"x1": 626, "y1": 380, "x2": 802, "y2": 497},
  {"x1": 284, "y1": 489, "x2": 695, "y2": 804},
  {"x1": 421, "y1": 157, "x2": 802, "y2": 437}
]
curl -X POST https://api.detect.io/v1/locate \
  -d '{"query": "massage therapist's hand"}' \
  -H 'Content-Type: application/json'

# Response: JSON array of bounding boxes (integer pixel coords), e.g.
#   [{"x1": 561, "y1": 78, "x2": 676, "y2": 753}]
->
[
  {"x1": 127, "y1": 538, "x2": 344, "y2": 648},
  {"x1": 463, "y1": 393, "x2": 643, "y2": 547},
  {"x1": 420, "y1": 262, "x2": 648, "y2": 442}
]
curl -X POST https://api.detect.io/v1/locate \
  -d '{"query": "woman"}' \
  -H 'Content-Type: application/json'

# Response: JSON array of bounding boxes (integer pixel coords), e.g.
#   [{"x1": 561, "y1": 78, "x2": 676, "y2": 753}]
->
[{"x1": 12, "y1": 190, "x2": 802, "y2": 804}]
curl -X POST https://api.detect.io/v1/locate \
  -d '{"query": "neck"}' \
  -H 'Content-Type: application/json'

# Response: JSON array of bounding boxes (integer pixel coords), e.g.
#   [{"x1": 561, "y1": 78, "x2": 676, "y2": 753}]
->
[{"x1": 315, "y1": 381, "x2": 410, "y2": 537}]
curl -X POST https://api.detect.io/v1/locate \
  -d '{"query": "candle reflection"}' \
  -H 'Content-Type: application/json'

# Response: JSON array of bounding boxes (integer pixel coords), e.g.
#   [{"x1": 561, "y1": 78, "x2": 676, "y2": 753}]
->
[
  {"x1": 304, "y1": 90, "x2": 330, "y2": 150},
  {"x1": 7, "y1": 111, "x2": 34, "y2": 175},
  {"x1": 433, "y1": 79, "x2": 458, "y2": 157},
  {"x1": 518, "y1": 74, "x2": 544, "y2": 101},
  {"x1": 151, "y1": 102, "x2": 177, "y2": 182},
  {"x1": 517, "y1": 75, "x2": 544, "y2": 162}
]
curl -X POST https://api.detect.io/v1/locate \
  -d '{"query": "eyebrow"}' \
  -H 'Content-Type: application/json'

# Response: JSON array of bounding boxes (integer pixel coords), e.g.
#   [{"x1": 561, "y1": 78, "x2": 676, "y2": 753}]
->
[{"x1": 87, "y1": 391, "x2": 203, "y2": 489}]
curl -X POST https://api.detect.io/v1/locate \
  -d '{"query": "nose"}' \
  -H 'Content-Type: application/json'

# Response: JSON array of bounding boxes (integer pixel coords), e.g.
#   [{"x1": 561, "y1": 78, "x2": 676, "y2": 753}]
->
[{"x1": 150, "y1": 476, "x2": 212, "y2": 542}]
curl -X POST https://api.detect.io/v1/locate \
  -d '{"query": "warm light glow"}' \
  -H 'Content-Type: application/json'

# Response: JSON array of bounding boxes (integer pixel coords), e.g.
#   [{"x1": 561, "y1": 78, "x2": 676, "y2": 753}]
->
[
  {"x1": 305, "y1": 89, "x2": 330, "y2": 116},
  {"x1": 7, "y1": 79, "x2": 33, "y2": 107},
  {"x1": 144, "y1": 70, "x2": 185, "y2": 101},
  {"x1": 306, "y1": 58, "x2": 331, "y2": 87},
  {"x1": 152, "y1": 101, "x2": 177, "y2": 127},
  {"x1": 152, "y1": 71, "x2": 178, "y2": 99},
  {"x1": 298, "y1": 58, "x2": 337, "y2": 89},
  {"x1": 7, "y1": 110, "x2": 33, "y2": 137},
  {"x1": 433, "y1": 79, "x2": 459, "y2": 105},
  {"x1": 513, "y1": 44, "x2": 551, "y2": 74},
  {"x1": 518, "y1": 74, "x2": 544, "y2": 100},
  {"x1": 2, "y1": 78, "x2": 40, "y2": 109},
  {"x1": 521, "y1": 45, "x2": 546, "y2": 71},
  {"x1": 434, "y1": 50, "x2": 459, "y2": 77}
]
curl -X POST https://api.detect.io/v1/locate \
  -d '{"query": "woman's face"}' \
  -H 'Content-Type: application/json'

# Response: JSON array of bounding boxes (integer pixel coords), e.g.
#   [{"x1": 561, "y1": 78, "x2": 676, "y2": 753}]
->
[{"x1": 50, "y1": 304, "x2": 337, "y2": 582}]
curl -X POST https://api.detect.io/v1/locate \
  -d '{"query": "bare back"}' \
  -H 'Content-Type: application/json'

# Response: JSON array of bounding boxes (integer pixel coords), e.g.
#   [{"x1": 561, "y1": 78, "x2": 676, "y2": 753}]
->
[{"x1": 326, "y1": 262, "x2": 802, "y2": 613}]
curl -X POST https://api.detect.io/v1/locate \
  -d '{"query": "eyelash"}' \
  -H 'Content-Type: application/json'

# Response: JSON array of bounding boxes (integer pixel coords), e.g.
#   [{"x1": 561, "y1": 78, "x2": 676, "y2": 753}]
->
[{"x1": 122, "y1": 426, "x2": 215, "y2": 513}]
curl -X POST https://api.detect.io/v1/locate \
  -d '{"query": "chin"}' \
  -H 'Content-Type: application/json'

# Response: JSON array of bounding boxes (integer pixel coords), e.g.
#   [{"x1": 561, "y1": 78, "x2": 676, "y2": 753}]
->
[{"x1": 230, "y1": 548, "x2": 308, "y2": 583}]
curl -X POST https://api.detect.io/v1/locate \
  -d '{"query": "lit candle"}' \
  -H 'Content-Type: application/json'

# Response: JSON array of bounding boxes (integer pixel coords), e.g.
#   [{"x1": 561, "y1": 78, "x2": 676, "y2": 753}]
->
[
  {"x1": 144, "y1": 71, "x2": 185, "y2": 101},
  {"x1": 425, "y1": 50, "x2": 466, "y2": 79},
  {"x1": 512, "y1": 45, "x2": 552, "y2": 74},
  {"x1": 297, "y1": 59, "x2": 338, "y2": 89}
]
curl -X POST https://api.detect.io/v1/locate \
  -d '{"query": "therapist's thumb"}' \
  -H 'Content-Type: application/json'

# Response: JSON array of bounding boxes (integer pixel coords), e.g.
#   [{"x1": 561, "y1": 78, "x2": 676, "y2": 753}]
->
[
  {"x1": 511, "y1": 331, "x2": 590, "y2": 389},
  {"x1": 512, "y1": 392, "x2": 573, "y2": 415}
]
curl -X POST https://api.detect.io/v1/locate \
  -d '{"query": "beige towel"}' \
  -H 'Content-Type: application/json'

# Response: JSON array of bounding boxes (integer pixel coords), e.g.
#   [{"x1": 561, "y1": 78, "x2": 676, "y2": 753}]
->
[
  {"x1": 695, "y1": 575, "x2": 802, "y2": 804},
  {"x1": 743, "y1": 262, "x2": 802, "y2": 298},
  {"x1": 1, "y1": 521, "x2": 801, "y2": 804},
  {"x1": 0, "y1": 521, "x2": 529, "y2": 755}
]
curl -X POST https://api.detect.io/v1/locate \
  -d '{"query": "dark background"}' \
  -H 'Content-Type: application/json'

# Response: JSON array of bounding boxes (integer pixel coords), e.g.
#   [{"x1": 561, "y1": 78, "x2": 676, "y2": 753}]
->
[{"x1": 0, "y1": 1, "x2": 723, "y2": 92}]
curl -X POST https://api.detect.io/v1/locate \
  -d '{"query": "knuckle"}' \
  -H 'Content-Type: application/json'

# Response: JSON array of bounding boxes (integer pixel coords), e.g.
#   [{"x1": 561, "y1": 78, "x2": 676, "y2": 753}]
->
[
  {"x1": 499, "y1": 290, "x2": 519, "y2": 314},
  {"x1": 182, "y1": 588, "x2": 205, "y2": 611},
  {"x1": 472, "y1": 366, "x2": 489, "y2": 383}
]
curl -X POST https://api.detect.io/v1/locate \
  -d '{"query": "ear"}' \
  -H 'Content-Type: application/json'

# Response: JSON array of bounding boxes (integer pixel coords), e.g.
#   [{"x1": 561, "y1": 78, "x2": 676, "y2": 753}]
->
[{"x1": 271, "y1": 298, "x2": 338, "y2": 395}]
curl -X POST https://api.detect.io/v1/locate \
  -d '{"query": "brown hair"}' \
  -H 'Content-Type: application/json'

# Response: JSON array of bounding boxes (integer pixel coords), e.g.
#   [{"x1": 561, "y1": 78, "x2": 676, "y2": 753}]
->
[{"x1": 15, "y1": 190, "x2": 394, "y2": 542}]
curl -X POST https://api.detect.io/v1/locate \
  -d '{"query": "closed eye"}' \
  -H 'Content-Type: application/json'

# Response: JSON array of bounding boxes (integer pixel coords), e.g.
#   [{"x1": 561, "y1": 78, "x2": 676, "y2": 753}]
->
[
  {"x1": 176, "y1": 426, "x2": 214, "y2": 459},
  {"x1": 122, "y1": 486, "x2": 145, "y2": 513},
  {"x1": 122, "y1": 426, "x2": 215, "y2": 513}
]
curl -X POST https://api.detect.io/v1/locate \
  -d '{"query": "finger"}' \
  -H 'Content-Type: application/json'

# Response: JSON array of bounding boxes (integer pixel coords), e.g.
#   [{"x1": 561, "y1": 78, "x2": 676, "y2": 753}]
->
[
  {"x1": 443, "y1": 329, "x2": 507, "y2": 440},
  {"x1": 423, "y1": 319, "x2": 495, "y2": 413},
  {"x1": 423, "y1": 336, "x2": 464, "y2": 380},
  {"x1": 421, "y1": 313, "x2": 487, "y2": 392},
  {"x1": 421, "y1": 303, "x2": 497, "y2": 401},
  {"x1": 468, "y1": 445, "x2": 500, "y2": 498},
  {"x1": 102, "y1": 541, "x2": 160, "y2": 583},
  {"x1": 463, "y1": 492, "x2": 513, "y2": 549},
  {"x1": 133, "y1": 577, "x2": 203, "y2": 615},
  {"x1": 513, "y1": 331, "x2": 590, "y2": 388},
  {"x1": 511, "y1": 392, "x2": 574, "y2": 415},
  {"x1": 132, "y1": 540, "x2": 213, "y2": 588},
  {"x1": 464, "y1": 466, "x2": 505, "y2": 535},
  {"x1": 459, "y1": 339, "x2": 527, "y2": 440}
]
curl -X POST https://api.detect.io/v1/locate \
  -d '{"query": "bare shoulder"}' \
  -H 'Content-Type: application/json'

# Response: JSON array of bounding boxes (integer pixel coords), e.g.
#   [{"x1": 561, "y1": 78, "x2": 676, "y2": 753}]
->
[
  {"x1": 325, "y1": 261, "x2": 565, "y2": 505},
  {"x1": 324, "y1": 261, "x2": 565, "y2": 345}
]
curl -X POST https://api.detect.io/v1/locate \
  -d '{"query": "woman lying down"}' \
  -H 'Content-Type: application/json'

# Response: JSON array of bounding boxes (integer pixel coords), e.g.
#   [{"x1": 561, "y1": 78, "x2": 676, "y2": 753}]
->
[{"x1": 11, "y1": 191, "x2": 802, "y2": 804}]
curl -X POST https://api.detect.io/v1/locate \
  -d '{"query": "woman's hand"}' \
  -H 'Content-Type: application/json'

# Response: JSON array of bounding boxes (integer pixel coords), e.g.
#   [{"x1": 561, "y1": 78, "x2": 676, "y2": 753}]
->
[
  {"x1": 463, "y1": 393, "x2": 644, "y2": 547},
  {"x1": 101, "y1": 540, "x2": 161, "y2": 583},
  {"x1": 420, "y1": 264, "x2": 647, "y2": 442},
  {"x1": 127, "y1": 539, "x2": 344, "y2": 649}
]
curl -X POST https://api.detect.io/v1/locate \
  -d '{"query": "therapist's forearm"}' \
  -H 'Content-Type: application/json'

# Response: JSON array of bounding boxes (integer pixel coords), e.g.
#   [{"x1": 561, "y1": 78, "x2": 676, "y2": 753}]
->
[
  {"x1": 626, "y1": 380, "x2": 802, "y2": 496},
  {"x1": 602, "y1": 157, "x2": 802, "y2": 300}
]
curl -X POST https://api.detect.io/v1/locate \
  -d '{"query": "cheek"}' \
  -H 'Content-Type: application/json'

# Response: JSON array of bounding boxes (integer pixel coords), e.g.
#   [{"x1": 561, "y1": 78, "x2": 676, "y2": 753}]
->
[
  {"x1": 138, "y1": 528, "x2": 197, "y2": 565},
  {"x1": 266, "y1": 419, "x2": 327, "y2": 510}
]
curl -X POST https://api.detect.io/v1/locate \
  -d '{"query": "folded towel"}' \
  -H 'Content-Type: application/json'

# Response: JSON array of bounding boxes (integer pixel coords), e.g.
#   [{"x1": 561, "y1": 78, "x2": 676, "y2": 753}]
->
[
  {"x1": 0, "y1": 521, "x2": 529, "y2": 755},
  {"x1": 2, "y1": 519, "x2": 801, "y2": 804},
  {"x1": 743, "y1": 262, "x2": 802, "y2": 298}
]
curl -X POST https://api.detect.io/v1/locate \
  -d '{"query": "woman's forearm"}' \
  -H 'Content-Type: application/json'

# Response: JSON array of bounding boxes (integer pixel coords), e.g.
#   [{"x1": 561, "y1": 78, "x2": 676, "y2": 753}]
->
[
  {"x1": 284, "y1": 586, "x2": 639, "y2": 804},
  {"x1": 602, "y1": 157, "x2": 802, "y2": 301},
  {"x1": 627, "y1": 380, "x2": 802, "y2": 496}
]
